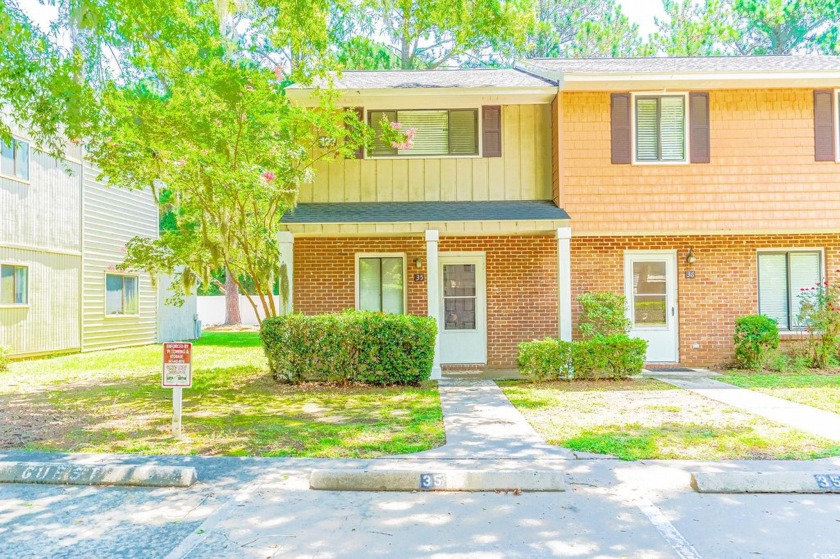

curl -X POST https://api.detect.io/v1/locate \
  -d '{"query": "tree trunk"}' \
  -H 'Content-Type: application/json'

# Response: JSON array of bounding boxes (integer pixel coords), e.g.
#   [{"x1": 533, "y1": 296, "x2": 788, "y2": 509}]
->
[{"x1": 224, "y1": 269, "x2": 241, "y2": 325}]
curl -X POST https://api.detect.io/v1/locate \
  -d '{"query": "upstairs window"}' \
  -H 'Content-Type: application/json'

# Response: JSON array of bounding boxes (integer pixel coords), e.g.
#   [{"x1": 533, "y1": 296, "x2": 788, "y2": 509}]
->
[
  {"x1": 758, "y1": 251, "x2": 822, "y2": 331},
  {"x1": 635, "y1": 95, "x2": 687, "y2": 163},
  {"x1": 368, "y1": 109, "x2": 478, "y2": 157},
  {"x1": 1, "y1": 137, "x2": 30, "y2": 181},
  {"x1": 106, "y1": 273, "x2": 139, "y2": 315},
  {"x1": 0, "y1": 265, "x2": 28, "y2": 305}
]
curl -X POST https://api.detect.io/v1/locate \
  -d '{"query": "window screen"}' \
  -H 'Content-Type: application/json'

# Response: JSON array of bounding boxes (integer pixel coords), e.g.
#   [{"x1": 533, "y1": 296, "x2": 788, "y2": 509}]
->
[
  {"x1": 758, "y1": 251, "x2": 822, "y2": 330},
  {"x1": 368, "y1": 109, "x2": 478, "y2": 157},
  {"x1": 635, "y1": 96, "x2": 686, "y2": 162},
  {"x1": 0, "y1": 265, "x2": 28, "y2": 305},
  {"x1": 358, "y1": 257, "x2": 404, "y2": 314},
  {"x1": 106, "y1": 274, "x2": 139, "y2": 315}
]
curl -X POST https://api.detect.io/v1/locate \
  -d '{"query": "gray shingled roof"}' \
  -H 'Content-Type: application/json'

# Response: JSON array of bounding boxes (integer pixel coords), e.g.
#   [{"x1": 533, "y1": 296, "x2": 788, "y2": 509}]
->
[
  {"x1": 281, "y1": 201, "x2": 570, "y2": 223},
  {"x1": 290, "y1": 69, "x2": 556, "y2": 90},
  {"x1": 522, "y1": 55, "x2": 840, "y2": 75}
]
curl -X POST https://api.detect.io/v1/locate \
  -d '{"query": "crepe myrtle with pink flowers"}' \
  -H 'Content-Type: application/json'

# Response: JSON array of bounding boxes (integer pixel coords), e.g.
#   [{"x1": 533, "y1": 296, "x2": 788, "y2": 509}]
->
[{"x1": 797, "y1": 274, "x2": 840, "y2": 368}]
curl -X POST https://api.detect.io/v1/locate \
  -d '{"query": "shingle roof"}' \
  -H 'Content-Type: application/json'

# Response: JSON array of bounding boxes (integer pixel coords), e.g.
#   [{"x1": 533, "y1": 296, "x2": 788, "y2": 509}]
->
[
  {"x1": 281, "y1": 201, "x2": 570, "y2": 223},
  {"x1": 290, "y1": 69, "x2": 556, "y2": 90},
  {"x1": 522, "y1": 55, "x2": 840, "y2": 75}
]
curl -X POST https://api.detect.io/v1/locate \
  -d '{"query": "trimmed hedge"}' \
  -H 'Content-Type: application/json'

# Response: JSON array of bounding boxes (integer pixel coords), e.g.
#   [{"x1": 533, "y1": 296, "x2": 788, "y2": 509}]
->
[
  {"x1": 261, "y1": 311, "x2": 437, "y2": 385},
  {"x1": 733, "y1": 314, "x2": 779, "y2": 370},
  {"x1": 518, "y1": 335, "x2": 648, "y2": 381}
]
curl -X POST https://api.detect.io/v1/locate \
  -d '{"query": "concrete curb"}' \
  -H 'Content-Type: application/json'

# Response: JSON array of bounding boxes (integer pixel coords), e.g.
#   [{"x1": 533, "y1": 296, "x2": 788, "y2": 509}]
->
[
  {"x1": 691, "y1": 471, "x2": 840, "y2": 494},
  {"x1": 0, "y1": 461, "x2": 197, "y2": 487},
  {"x1": 310, "y1": 469, "x2": 566, "y2": 492}
]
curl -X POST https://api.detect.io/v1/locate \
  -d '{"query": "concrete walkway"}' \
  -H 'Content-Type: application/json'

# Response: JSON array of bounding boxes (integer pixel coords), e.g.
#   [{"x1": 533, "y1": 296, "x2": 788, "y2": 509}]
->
[
  {"x1": 647, "y1": 370, "x2": 840, "y2": 442},
  {"x1": 411, "y1": 379, "x2": 575, "y2": 460}
]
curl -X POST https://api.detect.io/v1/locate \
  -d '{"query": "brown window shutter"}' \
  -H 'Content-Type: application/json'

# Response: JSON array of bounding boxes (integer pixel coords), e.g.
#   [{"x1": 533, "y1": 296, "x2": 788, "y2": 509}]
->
[
  {"x1": 814, "y1": 90, "x2": 836, "y2": 162},
  {"x1": 689, "y1": 92, "x2": 710, "y2": 164},
  {"x1": 352, "y1": 107, "x2": 365, "y2": 159},
  {"x1": 482, "y1": 105, "x2": 502, "y2": 157},
  {"x1": 611, "y1": 93, "x2": 631, "y2": 164}
]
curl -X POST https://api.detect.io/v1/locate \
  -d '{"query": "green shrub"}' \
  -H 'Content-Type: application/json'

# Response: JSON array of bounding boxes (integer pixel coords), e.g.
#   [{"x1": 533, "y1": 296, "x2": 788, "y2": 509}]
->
[
  {"x1": 797, "y1": 280, "x2": 840, "y2": 369},
  {"x1": 0, "y1": 345, "x2": 10, "y2": 372},
  {"x1": 518, "y1": 335, "x2": 647, "y2": 381},
  {"x1": 734, "y1": 315, "x2": 780, "y2": 370},
  {"x1": 260, "y1": 311, "x2": 437, "y2": 385},
  {"x1": 768, "y1": 352, "x2": 810, "y2": 374},
  {"x1": 578, "y1": 292, "x2": 631, "y2": 339},
  {"x1": 517, "y1": 338, "x2": 574, "y2": 381}
]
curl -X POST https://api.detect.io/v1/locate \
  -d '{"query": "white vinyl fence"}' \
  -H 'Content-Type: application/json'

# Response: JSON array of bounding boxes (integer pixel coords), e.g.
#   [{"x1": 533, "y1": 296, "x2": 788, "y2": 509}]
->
[{"x1": 197, "y1": 295, "x2": 282, "y2": 326}]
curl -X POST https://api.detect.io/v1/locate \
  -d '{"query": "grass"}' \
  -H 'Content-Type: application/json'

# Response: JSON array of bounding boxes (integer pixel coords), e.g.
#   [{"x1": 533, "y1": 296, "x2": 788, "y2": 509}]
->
[
  {"x1": 718, "y1": 370, "x2": 840, "y2": 415},
  {"x1": 0, "y1": 332, "x2": 444, "y2": 457},
  {"x1": 500, "y1": 379, "x2": 840, "y2": 461}
]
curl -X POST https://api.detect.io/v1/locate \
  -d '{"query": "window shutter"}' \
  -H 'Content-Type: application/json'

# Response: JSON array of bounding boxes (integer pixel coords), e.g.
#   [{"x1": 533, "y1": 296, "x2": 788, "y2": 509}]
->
[
  {"x1": 352, "y1": 107, "x2": 365, "y2": 159},
  {"x1": 814, "y1": 90, "x2": 836, "y2": 162},
  {"x1": 611, "y1": 93, "x2": 632, "y2": 164},
  {"x1": 758, "y1": 253, "x2": 789, "y2": 329},
  {"x1": 449, "y1": 109, "x2": 479, "y2": 155},
  {"x1": 481, "y1": 105, "x2": 502, "y2": 157},
  {"x1": 689, "y1": 92, "x2": 710, "y2": 163}
]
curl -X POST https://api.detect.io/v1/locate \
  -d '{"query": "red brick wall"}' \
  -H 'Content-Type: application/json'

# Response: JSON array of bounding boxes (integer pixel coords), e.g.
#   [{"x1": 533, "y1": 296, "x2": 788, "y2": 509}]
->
[
  {"x1": 294, "y1": 237, "x2": 428, "y2": 317},
  {"x1": 294, "y1": 235, "x2": 560, "y2": 367},
  {"x1": 439, "y1": 236, "x2": 559, "y2": 367},
  {"x1": 571, "y1": 233, "x2": 840, "y2": 367}
]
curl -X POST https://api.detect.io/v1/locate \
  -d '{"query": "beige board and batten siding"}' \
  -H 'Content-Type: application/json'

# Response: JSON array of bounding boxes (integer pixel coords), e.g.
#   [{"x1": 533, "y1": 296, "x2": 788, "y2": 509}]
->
[
  {"x1": 82, "y1": 166, "x2": 158, "y2": 351},
  {"x1": 298, "y1": 104, "x2": 552, "y2": 204},
  {"x1": 0, "y1": 149, "x2": 83, "y2": 355}
]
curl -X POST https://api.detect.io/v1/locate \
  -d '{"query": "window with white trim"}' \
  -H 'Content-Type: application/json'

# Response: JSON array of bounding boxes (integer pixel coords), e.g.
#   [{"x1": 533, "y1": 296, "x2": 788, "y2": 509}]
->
[
  {"x1": 368, "y1": 109, "x2": 478, "y2": 157},
  {"x1": 0, "y1": 265, "x2": 28, "y2": 305},
  {"x1": 106, "y1": 274, "x2": 139, "y2": 315},
  {"x1": 1, "y1": 137, "x2": 30, "y2": 181},
  {"x1": 758, "y1": 251, "x2": 822, "y2": 330},
  {"x1": 357, "y1": 256, "x2": 405, "y2": 314},
  {"x1": 635, "y1": 95, "x2": 687, "y2": 163}
]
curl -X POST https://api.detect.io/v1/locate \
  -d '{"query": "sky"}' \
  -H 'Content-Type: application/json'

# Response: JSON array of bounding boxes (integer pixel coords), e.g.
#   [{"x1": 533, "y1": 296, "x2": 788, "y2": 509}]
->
[{"x1": 620, "y1": 0, "x2": 667, "y2": 37}]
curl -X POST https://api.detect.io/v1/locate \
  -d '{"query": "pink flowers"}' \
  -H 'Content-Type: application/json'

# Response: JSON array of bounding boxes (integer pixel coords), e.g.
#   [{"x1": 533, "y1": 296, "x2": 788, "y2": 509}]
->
[
  {"x1": 391, "y1": 127, "x2": 416, "y2": 151},
  {"x1": 262, "y1": 171, "x2": 276, "y2": 183},
  {"x1": 174, "y1": 159, "x2": 186, "y2": 167},
  {"x1": 390, "y1": 122, "x2": 402, "y2": 130}
]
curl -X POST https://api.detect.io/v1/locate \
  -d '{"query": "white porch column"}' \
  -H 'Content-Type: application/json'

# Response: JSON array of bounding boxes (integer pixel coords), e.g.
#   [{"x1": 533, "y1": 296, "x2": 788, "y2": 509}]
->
[
  {"x1": 557, "y1": 227, "x2": 573, "y2": 341},
  {"x1": 425, "y1": 229, "x2": 442, "y2": 379},
  {"x1": 277, "y1": 230, "x2": 294, "y2": 315}
]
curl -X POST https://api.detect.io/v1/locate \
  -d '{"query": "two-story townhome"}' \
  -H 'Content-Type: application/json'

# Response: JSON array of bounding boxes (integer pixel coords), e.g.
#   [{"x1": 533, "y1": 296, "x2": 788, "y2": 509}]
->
[
  {"x1": 281, "y1": 56, "x2": 840, "y2": 375},
  {"x1": 0, "y1": 126, "x2": 196, "y2": 358}
]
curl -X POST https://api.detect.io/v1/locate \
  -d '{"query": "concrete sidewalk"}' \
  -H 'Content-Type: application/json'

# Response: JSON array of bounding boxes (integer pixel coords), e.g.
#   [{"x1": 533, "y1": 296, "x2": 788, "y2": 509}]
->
[
  {"x1": 647, "y1": 371, "x2": 840, "y2": 442},
  {"x1": 410, "y1": 379, "x2": 575, "y2": 460}
]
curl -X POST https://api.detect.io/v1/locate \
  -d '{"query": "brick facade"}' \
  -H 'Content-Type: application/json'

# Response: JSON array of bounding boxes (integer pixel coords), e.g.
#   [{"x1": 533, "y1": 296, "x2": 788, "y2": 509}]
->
[
  {"x1": 293, "y1": 235, "x2": 560, "y2": 367},
  {"x1": 571, "y1": 233, "x2": 840, "y2": 367}
]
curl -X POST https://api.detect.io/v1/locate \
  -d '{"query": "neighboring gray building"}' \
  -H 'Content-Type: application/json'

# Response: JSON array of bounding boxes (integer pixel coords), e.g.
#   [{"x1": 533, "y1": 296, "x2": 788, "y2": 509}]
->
[{"x1": 0, "y1": 127, "x2": 196, "y2": 358}]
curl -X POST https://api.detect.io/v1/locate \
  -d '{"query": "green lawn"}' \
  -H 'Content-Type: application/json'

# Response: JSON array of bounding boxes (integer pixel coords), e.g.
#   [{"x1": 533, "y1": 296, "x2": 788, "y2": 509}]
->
[
  {"x1": 0, "y1": 332, "x2": 444, "y2": 457},
  {"x1": 500, "y1": 379, "x2": 840, "y2": 461},
  {"x1": 718, "y1": 371, "x2": 840, "y2": 415}
]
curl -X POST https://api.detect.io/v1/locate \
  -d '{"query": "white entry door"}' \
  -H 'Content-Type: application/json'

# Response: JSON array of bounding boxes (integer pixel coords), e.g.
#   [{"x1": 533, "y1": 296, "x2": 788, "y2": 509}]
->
[
  {"x1": 439, "y1": 255, "x2": 487, "y2": 364},
  {"x1": 624, "y1": 251, "x2": 679, "y2": 362}
]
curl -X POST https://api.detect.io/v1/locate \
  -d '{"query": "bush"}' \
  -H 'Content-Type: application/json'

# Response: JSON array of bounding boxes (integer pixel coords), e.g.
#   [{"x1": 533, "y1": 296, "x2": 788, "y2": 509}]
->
[
  {"x1": 260, "y1": 311, "x2": 437, "y2": 385},
  {"x1": 0, "y1": 345, "x2": 10, "y2": 372},
  {"x1": 767, "y1": 352, "x2": 810, "y2": 374},
  {"x1": 733, "y1": 315, "x2": 779, "y2": 370},
  {"x1": 518, "y1": 335, "x2": 647, "y2": 381},
  {"x1": 578, "y1": 292, "x2": 631, "y2": 339},
  {"x1": 797, "y1": 280, "x2": 840, "y2": 369}
]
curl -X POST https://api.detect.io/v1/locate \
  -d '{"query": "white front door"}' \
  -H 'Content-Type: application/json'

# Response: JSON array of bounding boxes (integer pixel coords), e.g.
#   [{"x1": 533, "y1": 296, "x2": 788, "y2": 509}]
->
[
  {"x1": 439, "y1": 255, "x2": 487, "y2": 364},
  {"x1": 624, "y1": 251, "x2": 679, "y2": 362}
]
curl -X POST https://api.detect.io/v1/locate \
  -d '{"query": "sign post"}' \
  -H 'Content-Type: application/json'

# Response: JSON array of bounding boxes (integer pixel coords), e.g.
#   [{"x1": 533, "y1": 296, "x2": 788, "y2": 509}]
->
[{"x1": 162, "y1": 342, "x2": 192, "y2": 437}]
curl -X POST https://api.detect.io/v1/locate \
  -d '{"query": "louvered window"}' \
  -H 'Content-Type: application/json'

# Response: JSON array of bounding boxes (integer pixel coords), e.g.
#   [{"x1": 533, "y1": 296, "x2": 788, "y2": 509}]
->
[
  {"x1": 635, "y1": 96, "x2": 686, "y2": 162},
  {"x1": 368, "y1": 109, "x2": 478, "y2": 157},
  {"x1": 758, "y1": 251, "x2": 822, "y2": 331}
]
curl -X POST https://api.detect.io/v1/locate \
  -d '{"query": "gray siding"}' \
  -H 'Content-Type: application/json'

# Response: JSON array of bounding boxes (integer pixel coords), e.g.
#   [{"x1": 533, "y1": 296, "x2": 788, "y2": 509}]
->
[{"x1": 82, "y1": 167, "x2": 159, "y2": 351}]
